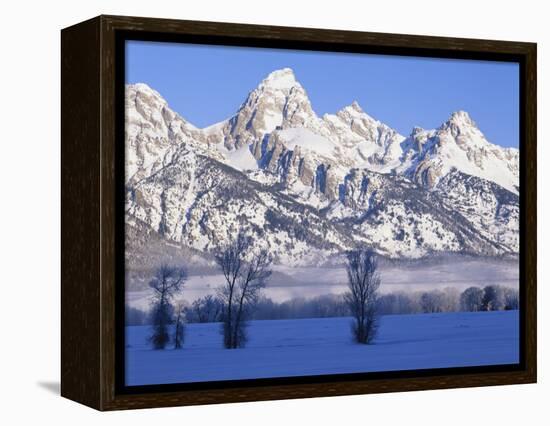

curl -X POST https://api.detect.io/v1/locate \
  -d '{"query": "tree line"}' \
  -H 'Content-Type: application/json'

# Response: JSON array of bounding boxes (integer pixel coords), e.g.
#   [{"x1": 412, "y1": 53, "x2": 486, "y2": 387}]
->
[
  {"x1": 128, "y1": 283, "x2": 519, "y2": 326},
  {"x1": 127, "y1": 232, "x2": 519, "y2": 350}
]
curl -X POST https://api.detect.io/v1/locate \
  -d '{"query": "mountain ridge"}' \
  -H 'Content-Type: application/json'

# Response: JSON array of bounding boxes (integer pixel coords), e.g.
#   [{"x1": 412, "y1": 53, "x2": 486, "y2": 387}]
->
[{"x1": 124, "y1": 68, "x2": 520, "y2": 263}]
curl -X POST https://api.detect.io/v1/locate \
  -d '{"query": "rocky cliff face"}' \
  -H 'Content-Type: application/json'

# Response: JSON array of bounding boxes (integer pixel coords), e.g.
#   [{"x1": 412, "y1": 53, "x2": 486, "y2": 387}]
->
[
  {"x1": 124, "y1": 68, "x2": 520, "y2": 263},
  {"x1": 126, "y1": 146, "x2": 354, "y2": 266}
]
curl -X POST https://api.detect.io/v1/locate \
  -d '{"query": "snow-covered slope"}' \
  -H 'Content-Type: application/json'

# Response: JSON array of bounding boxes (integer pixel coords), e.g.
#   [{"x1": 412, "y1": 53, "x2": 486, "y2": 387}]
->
[
  {"x1": 434, "y1": 170, "x2": 519, "y2": 252},
  {"x1": 397, "y1": 111, "x2": 519, "y2": 194},
  {"x1": 125, "y1": 83, "x2": 224, "y2": 183},
  {"x1": 126, "y1": 145, "x2": 354, "y2": 266},
  {"x1": 328, "y1": 169, "x2": 511, "y2": 258},
  {"x1": 323, "y1": 101, "x2": 406, "y2": 172},
  {"x1": 124, "y1": 68, "x2": 520, "y2": 262}
]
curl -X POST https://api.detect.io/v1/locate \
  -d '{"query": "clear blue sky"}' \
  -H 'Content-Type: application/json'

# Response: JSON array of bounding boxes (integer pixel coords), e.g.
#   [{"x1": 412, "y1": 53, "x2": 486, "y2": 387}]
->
[{"x1": 126, "y1": 41, "x2": 519, "y2": 148}]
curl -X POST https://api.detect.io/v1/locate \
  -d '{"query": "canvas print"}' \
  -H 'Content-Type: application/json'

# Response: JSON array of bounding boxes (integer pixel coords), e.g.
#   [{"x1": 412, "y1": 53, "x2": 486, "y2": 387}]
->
[{"x1": 124, "y1": 41, "x2": 520, "y2": 387}]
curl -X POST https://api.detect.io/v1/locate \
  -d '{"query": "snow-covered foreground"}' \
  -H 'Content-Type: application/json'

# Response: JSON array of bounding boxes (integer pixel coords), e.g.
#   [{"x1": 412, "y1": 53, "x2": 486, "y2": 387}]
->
[{"x1": 126, "y1": 310, "x2": 519, "y2": 386}]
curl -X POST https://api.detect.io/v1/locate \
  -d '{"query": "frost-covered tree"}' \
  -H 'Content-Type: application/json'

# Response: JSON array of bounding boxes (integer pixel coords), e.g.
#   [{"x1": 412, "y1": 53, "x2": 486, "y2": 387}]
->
[
  {"x1": 441, "y1": 287, "x2": 460, "y2": 312},
  {"x1": 377, "y1": 292, "x2": 420, "y2": 315},
  {"x1": 215, "y1": 232, "x2": 272, "y2": 349},
  {"x1": 419, "y1": 290, "x2": 445, "y2": 313},
  {"x1": 460, "y1": 286, "x2": 484, "y2": 312},
  {"x1": 503, "y1": 287, "x2": 519, "y2": 310},
  {"x1": 481, "y1": 285, "x2": 505, "y2": 311},
  {"x1": 187, "y1": 295, "x2": 223, "y2": 323},
  {"x1": 310, "y1": 294, "x2": 349, "y2": 318},
  {"x1": 344, "y1": 248, "x2": 381, "y2": 344},
  {"x1": 148, "y1": 264, "x2": 187, "y2": 350}
]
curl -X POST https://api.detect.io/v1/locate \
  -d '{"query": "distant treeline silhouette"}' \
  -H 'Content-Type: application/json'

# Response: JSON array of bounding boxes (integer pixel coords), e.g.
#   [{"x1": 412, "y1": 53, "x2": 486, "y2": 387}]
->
[{"x1": 126, "y1": 284, "x2": 519, "y2": 326}]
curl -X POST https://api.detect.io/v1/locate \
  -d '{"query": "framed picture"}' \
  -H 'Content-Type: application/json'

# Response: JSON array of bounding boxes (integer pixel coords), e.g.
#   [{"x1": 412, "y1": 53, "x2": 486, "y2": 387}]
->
[{"x1": 61, "y1": 15, "x2": 536, "y2": 410}]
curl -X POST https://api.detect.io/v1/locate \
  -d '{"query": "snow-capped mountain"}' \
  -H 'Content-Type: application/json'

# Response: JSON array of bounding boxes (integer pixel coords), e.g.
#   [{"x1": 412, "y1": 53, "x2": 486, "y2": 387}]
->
[
  {"x1": 124, "y1": 68, "x2": 520, "y2": 263},
  {"x1": 396, "y1": 111, "x2": 519, "y2": 194},
  {"x1": 125, "y1": 83, "x2": 226, "y2": 184},
  {"x1": 206, "y1": 68, "x2": 322, "y2": 149}
]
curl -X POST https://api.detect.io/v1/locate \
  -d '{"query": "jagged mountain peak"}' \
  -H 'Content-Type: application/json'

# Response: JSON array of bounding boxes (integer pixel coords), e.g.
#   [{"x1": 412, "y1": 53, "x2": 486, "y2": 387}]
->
[
  {"x1": 125, "y1": 82, "x2": 197, "y2": 129},
  {"x1": 128, "y1": 82, "x2": 160, "y2": 95},
  {"x1": 447, "y1": 110, "x2": 475, "y2": 125},
  {"x1": 411, "y1": 126, "x2": 427, "y2": 136},
  {"x1": 259, "y1": 67, "x2": 301, "y2": 91},
  {"x1": 126, "y1": 82, "x2": 170, "y2": 113},
  {"x1": 334, "y1": 102, "x2": 390, "y2": 133},
  {"x1": 246, "y1": 67, "x2": 311, "y2": 110},
  {"x1": 439, "y1": 110, "x2": 481, "y2": 136},
  {"x1": 218, "y1": 68, "x2": 319, "y2": 149},
  {"x1": 397, "y1": 110, "x2": 519, "y2": 194},
  {"x1": 126, "y1": 82, "x2": 175, "y2": 113},
  {"x1": 345, "y1": 100, "x2": 364, "y2": 113},
  {"x1": 338, "y1": 100, "x2": 370, "y2": 118}
]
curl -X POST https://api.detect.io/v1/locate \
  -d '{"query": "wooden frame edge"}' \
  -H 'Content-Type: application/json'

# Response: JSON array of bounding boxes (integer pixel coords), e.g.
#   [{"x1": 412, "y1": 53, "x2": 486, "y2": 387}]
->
[{"x1": 61, "y1": 16, "x2": 103, "y2": 410}]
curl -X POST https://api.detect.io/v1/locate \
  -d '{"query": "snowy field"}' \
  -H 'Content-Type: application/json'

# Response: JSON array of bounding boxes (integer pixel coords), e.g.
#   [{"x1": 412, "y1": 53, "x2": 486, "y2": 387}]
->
[
  {"x1": 126, "y1": 257, "x2": 519, "y2": 310},
  {"x1": 125, "y1": 310, "x2": 519, "y2": 386}
]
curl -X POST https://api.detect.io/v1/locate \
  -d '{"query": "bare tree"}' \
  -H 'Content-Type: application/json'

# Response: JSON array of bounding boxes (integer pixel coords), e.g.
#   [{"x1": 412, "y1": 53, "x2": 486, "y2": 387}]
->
[
  {"x1": 441, "y1": 287, "x2": 460, "y2": 312},
  {"x1": 187, "y1": 295, "x2": 223, "y2": 323},
  {"x1": 215, "y1": 232, "x2": 272, "y2": 349},
  {"x1": 420, "y1": 290, "x2": 445, "y2": 313},
  {"x1": 148, "y1": 264, "x2": 187, "y2": 350},
  {"x1": 173, "y1": 300, "x2": 186, "y2": 349},
  {"x1": 344, "y1": 248, "x2": 381, "y2": 344},
  {"x1": 377, "y1": 292, "x2": 420, "y2": 315},
  {"x1": 460, "y1": 286, "x2": 484, "y2": 312}
]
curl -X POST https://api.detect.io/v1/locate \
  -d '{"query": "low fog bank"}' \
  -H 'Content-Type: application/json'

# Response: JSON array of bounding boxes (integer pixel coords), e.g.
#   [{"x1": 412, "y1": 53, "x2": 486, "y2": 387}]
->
[
  {"x1": 128, "y1": 283, "x2": 519, "y2": 326},
  {"x1": 127, "y1": 255, "x2": 519, "y2": 310}
]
